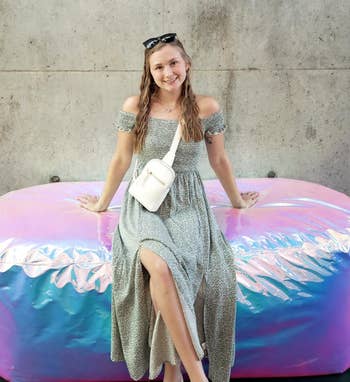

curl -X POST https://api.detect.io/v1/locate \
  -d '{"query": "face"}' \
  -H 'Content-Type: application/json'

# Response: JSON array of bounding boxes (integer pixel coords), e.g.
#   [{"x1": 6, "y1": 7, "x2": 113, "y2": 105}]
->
[{"x1": 149, "y1": 44, "x2": 190, "y2": 92}]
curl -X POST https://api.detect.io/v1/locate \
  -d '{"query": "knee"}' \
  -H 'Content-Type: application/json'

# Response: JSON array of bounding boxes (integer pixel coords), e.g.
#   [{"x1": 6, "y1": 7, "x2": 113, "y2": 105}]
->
[
  {"x1": 153, "y1": 258, "x2": 172, "y2": 284},
  {"x1": 139, "y1": 247, "x2": 172, "y2": 283}
]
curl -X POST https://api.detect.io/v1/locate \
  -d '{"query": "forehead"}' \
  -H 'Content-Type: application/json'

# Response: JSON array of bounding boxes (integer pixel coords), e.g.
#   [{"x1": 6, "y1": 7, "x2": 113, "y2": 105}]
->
[{"x1": 149, "y1": 45, "x2": 183, "y2": 66}]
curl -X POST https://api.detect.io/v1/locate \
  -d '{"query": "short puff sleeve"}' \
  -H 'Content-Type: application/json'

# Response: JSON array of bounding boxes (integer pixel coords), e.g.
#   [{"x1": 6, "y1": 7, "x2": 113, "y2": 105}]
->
[
  {"x1": 203, "y1": 110, "x2": 226, "y2": 136},
  {"x1": 113, "y1": 111, "x2": 136, "y2": 132}
]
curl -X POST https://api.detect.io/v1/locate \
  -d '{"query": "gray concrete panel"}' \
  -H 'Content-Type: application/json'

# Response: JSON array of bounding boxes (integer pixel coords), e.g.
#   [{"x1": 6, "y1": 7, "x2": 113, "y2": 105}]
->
[
  {"x1": 0, "y1": 0, "x2": 162, "y2": 70},
  {"x1": 0, "y1": 71, "x2": 139, "y2": 195},
  {"x1": 194, "y1": 68, "x2": 350, "y2": 194},
  {"x1": 1, "y1": 67, "x2": 349, "y2": 195},
  {"x1": 165, "y1": 0, "x2": 350, "y2": 69},
  {"x1": 1, "y1": 1, "x2": 349, "y2": 196}
]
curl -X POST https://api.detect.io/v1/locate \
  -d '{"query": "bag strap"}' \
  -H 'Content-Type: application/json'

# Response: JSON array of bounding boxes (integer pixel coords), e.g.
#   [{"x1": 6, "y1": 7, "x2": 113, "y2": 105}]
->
[
  {"x1": 162, "y1": 122, "x2": 182, "y2": 166},
  {"x1": 131, "y1": 122, "x2": 182, "y2": 180}
]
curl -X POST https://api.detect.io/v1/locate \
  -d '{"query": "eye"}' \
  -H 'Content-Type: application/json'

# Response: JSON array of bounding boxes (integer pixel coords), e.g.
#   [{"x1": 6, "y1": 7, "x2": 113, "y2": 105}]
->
[{"x1": 171, "y1": 61, "x2": 177, "y2": 65}]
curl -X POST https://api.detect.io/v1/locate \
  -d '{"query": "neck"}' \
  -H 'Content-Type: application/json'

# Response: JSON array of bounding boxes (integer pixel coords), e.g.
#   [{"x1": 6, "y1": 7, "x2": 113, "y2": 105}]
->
[{"x1": 155, "y1": 88, "x2": 182, "y2": 105}]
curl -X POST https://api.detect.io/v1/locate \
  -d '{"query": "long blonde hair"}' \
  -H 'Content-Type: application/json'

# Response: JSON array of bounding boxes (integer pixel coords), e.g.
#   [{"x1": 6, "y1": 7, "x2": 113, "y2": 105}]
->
[{"x1": 134, "y1": 39, "x2": 203, "y2": 153}]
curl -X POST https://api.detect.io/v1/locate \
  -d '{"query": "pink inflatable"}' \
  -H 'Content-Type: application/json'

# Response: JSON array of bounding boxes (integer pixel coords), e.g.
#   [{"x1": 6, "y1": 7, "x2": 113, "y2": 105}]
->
[{"x1": 0, "y1": 178, "x2": 349, "y2": 382}]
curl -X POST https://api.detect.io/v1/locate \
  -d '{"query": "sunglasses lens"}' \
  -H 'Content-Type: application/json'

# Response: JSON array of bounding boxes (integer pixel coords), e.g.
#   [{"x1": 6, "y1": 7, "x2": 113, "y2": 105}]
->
[
  {"x1": 143, "y1": 33, "x2": 176, "y2": 48},
  {"x1": 160, "y1": 33, "x2": 176, "y2": 43},
  {"x1": 143, "y1": 38, "x2": 158, "y2": 49}
]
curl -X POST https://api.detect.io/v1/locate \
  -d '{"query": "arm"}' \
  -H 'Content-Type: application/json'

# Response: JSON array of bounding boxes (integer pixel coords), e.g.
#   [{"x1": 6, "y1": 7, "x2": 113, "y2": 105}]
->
[
  {"x1": 95, "y1": 130, "x2": 134, "y2": 211},
  {"x1": 200, "y1": 96, "x2": 258, "y2": 208},
  {"x1": 77, "y1": 130, "x2": 134, "y2": 212},
  {"x1": 205, "y1": 133, "x2": 245, "y2": 208},
  {"x1": 77, "y1": 97, "x2": 137, "y2": 212}
]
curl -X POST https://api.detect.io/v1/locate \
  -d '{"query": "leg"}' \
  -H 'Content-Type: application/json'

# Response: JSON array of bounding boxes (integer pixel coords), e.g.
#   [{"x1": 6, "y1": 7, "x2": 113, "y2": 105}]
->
[
  {"x1": 150, "y1": 278, "x2": 183, "y2": 382},
  {"x1": 140, "y1": 246, "x2": 208, "y2": 382},
  {"x1": 149, "y1": 277, "x2": 159, "y2": 314}
]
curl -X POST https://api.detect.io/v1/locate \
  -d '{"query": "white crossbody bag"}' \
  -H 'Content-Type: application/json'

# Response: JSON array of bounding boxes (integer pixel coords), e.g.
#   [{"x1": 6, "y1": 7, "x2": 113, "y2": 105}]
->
[{"x1": 128, "y1": 123, "x2": 182, "y2": 212}]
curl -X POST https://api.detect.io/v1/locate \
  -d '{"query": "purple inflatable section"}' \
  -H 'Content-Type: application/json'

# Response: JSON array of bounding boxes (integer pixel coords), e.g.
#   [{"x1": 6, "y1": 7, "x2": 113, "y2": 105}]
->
[{"x1": 0, "y1": 178, "x2": 349, "y2": 381}]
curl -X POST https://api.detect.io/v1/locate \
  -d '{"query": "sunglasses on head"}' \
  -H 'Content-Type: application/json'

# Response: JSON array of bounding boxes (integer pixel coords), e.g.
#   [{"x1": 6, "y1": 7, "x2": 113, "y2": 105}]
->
[{"x1": 142, "y1": 33, "x2": 177, "y2": 49}]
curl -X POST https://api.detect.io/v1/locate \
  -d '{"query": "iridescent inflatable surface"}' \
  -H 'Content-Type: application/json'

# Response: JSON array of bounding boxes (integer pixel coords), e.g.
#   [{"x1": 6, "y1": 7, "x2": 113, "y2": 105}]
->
[{"x1": 0, "y1": 178, "x2": 349, "y2": 382}]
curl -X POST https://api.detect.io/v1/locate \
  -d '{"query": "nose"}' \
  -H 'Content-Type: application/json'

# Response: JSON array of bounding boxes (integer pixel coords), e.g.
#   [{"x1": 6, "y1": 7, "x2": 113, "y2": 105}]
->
[{"x1": 163, "y1": 65, "x2": 173, "y2": 78}]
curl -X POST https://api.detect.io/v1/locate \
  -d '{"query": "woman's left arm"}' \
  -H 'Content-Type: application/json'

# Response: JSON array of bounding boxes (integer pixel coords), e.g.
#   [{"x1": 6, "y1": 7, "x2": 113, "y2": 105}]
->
[
  {"x1": 200, "y1": 96, "x2": 258, "y2": 208},
  {"x1": 205, "y1": 133, "x2": 247, "y2": 208}
]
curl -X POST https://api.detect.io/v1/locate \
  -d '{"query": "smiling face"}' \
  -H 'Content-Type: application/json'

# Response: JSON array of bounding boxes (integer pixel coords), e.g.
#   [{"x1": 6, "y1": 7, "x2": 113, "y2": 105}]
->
[{"x1": 148, "y1": 44, "x2": 190, "y2": 92}]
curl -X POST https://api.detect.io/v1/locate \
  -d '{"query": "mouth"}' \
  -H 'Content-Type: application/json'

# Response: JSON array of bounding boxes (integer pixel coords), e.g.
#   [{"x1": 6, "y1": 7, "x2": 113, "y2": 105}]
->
[{"x1": 164, "y1": 77, "x2": 178, "y2": 85}]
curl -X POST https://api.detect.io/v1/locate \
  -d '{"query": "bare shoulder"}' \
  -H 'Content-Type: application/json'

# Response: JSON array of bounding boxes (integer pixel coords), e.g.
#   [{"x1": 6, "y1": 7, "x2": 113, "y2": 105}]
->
[
  {"x1": 196, "y1": 95, "x2": 221, "y2": 119},
  {"x1": 122, "y1": 95, "x2": 140, "y2": 114}
]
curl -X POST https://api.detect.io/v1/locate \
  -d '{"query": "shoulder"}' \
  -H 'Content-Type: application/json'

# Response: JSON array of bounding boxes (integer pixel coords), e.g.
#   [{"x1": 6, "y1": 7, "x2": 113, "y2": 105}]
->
[
  {"x1": 196, "y1": 95, "x2": 221, "y2": 119},
  {"x1": 115, "y1": 96, "x2": 139, "y2": 132},
  {"x1": 121, "y1": 95, "x2": 140, "y2": 114},
  {"x1": 196, "y1": 95, "x2": 226, "y2": 136}
]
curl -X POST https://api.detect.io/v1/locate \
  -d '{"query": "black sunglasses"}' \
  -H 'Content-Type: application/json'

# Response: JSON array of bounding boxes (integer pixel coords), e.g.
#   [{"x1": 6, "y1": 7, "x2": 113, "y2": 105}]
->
[{"x1": 142, "y1": 33, "x2": 177, "y2": 49}]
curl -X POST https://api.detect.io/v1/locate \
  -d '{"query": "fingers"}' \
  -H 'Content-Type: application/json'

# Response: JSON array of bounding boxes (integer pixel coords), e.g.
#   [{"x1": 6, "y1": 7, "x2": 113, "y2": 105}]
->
[
  {"x1": 239, "y1": 193, "x2": 259, "y2": 208},
  {"x1": 76, "y1": 194, "x2": 93, "y2": 200},
  {"x1": 248, "y1": 196, "x2": 259, "y2": 208},
  {"x1": 241, "y1": 191, "x2": 259, "y2": 198},
  {"x1": 250, "y1": 198, "x2": 258, "y2": 207},
  {"x1": 75, "y1": 194, "x2": 100, "y2": 212},
  {"x1": 76, "y1": 194, "x2": 98, "y2": 203},
  {"x1": 241, "y1": 192, "x2": 259, "y2": 208},
  {"x1": 77, "y1": 197, "x2": 89, "y2": 208},
  {"x1": 78, "y1": 201, "x2": 97, "y2": 212}
]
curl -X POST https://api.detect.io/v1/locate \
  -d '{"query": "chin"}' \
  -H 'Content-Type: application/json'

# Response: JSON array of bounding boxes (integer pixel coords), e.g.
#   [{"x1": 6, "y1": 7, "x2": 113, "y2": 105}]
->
[{"x1": 162, "y1": 80, "x2": 183, "y2": 90}]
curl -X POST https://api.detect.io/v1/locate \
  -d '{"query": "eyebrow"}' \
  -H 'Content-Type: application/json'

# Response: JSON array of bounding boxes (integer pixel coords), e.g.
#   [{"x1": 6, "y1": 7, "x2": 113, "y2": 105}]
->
[{"x1": 152, "y1": 57, "x2": 179, "y2": 67}]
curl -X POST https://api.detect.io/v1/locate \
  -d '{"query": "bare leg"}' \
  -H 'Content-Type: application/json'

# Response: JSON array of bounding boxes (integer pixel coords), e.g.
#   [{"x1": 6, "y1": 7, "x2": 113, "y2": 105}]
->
[
  {"x1": 140, "y1": 247, "x2": 208, "y2": 382},
  {"x1": 150, "y1": 279, "x2": 184, "y2": 382},
  {"x1": 163, "y1": 361, "x2": 184, "y2": 382}
]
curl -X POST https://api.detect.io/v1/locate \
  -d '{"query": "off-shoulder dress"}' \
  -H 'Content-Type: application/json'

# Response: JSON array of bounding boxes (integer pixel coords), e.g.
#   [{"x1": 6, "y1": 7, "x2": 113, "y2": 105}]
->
[{"x1": 111, "y1": 110, "x2": 237, "y2": 382}]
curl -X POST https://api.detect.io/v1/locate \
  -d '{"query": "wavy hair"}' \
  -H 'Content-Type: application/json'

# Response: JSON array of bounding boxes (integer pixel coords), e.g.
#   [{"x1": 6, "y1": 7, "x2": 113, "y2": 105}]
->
[{"x1": 134, "y1": 38, "x2": 203, "y2": 153}]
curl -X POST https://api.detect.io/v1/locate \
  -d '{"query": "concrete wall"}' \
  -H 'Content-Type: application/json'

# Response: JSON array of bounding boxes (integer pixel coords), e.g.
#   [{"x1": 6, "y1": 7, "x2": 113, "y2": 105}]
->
[{"x1": 1, "y1": 0, "x2": 349, "y2": 196}]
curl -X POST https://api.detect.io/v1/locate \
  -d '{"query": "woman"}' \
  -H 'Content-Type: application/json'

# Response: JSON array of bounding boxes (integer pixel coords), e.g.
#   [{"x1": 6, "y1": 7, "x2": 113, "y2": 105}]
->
[{"x1": 77, "y1": 33, "x2": 258, "y2": 382}]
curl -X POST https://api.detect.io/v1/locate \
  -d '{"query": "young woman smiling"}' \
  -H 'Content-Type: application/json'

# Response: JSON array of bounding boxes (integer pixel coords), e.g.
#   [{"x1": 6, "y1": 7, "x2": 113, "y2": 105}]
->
[{"x1": 77, "y1": 33, "x2": 258, "y2": 382}]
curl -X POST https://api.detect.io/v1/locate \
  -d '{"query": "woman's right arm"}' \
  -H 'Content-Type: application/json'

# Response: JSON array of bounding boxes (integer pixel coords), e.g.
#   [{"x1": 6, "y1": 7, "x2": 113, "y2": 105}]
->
[
  {"x1": 94, "y1": 129, "x2": 135, "y2": 211},
  {"x1": 77, "y1": 96, "x2": 138, "y2": 212}
]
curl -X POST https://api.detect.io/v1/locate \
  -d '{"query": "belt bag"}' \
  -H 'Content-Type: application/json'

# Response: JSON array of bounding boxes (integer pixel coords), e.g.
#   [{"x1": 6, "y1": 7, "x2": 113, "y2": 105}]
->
[{"x1": 128, "y1": 122, "x2": 182, "y2": 212}]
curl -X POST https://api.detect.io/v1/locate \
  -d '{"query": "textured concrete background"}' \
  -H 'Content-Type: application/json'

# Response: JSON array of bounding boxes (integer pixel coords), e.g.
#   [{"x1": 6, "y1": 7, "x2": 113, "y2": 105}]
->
[{"x1": 1, "y1": 0, "x2": 349, "y2": 196}]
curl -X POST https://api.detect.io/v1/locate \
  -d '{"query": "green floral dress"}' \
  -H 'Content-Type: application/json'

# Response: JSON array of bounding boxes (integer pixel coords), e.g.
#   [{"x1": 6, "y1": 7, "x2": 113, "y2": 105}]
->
[{"x1": 111, "y1": 110, "x2": 237, "y2": 382}]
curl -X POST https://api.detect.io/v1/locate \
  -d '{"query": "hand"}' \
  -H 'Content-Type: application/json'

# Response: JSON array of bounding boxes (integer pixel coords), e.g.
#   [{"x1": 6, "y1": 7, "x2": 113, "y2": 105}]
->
[
  {"x1": 234, "y1": 191, "x2": 259, "y2": 209},
  {"x1": 76, "y1": 194, "x2": 106, "y2": 212}
]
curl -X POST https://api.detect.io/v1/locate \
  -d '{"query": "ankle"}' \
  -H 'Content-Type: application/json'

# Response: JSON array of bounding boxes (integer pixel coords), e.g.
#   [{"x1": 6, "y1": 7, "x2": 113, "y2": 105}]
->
[
  {"x1": 186, "y1": 368, "x2": 207, "y2": 382},
  {"x1": 164, "y1": 361, "x2": 182, "y2": 381}
]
